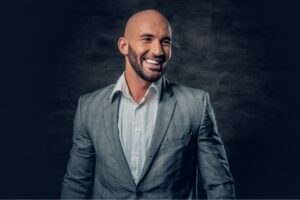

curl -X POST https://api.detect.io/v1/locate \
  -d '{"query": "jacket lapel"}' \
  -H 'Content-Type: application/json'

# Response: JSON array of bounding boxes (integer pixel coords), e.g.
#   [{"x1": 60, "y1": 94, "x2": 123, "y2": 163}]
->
[
  {"x1": 137, "y1": 79, "x2": 177, "y2": 185},
  {"x1": 102, "y1": 94, "x2": 137, "y2": 190}
]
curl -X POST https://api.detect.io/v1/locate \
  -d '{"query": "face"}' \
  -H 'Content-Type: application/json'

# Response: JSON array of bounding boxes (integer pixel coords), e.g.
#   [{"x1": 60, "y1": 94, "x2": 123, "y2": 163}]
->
[{"x1": 125, "y1": 16, "x2": 172, "y2": 82}]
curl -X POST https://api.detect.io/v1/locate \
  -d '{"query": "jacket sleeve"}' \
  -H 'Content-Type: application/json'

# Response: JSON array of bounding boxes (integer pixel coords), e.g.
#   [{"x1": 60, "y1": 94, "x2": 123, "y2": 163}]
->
[
  {"x1": 61, "y1": 96, "x2": 95, "y2": 199},
  {"x1": 197, "y1": 92, "x2": 235, "y2": 199}
]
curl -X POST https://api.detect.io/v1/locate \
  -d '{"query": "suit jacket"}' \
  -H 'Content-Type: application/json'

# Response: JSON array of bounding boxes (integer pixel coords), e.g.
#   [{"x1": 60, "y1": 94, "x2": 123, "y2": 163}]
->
[{"x1": 61, "y1": 77, "x2": 235, "y2": 199}]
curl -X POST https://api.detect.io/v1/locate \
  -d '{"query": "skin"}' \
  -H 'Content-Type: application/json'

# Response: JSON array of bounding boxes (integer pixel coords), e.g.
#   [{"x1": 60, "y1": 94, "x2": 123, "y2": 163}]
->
[{"x1": 118, "y1": 10, "x2": 172, "y2": 103}]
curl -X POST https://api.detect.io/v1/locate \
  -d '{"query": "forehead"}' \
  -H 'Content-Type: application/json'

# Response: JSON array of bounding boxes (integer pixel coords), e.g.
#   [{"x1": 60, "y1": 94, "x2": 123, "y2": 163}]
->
[
  {"x1": 136, "y1": 19, "x2": 172, "y2": 37},
  {"x1": 126, "y1": 15, "x2": 172, "y2": 39}
]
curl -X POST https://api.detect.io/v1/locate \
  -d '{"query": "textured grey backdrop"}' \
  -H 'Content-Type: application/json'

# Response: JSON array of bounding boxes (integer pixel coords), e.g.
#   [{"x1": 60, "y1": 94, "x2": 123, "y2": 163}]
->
[{"x1": 2, "y1": 0, "x2": 300, "y2": 198}]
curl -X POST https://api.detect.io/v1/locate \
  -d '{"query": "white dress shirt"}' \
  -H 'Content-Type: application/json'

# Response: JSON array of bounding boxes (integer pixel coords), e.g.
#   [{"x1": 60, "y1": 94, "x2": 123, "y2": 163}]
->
[{"x1": 110, "y1": 72, "x2": 162, "y2": 183}]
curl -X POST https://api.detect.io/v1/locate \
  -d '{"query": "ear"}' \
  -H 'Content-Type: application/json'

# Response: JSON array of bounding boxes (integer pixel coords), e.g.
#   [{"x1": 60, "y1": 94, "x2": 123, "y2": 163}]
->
[{"x1": 118, "y1": 37, "x2": 128, "y2": 55}]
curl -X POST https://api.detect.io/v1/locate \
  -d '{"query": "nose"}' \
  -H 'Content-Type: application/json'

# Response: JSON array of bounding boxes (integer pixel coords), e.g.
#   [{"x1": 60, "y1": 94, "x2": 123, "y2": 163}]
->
[{"x1": 150, "y1": 40, "x2": 164, "y2": 56}]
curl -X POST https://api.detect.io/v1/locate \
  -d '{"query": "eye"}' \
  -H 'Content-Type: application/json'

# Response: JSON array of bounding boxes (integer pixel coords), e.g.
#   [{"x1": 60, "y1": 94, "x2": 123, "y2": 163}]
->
[
  {"x1": 162, "y1": 40, "x2": 171, "y2": 46},
  {"x1": 142, "y1": 37, "x2": 152, "y2": 42}
]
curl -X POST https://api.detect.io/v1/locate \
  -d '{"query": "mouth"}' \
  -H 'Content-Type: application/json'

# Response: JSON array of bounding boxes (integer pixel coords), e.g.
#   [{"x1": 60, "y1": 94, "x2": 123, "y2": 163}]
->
[{"x1": 142, "y1": 57, "x2": 165, "y2": 71}]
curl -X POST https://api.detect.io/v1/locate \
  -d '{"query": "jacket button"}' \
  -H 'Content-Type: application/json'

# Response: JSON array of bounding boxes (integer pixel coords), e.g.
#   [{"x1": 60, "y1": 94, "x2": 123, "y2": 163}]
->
[{"x1": 136, "y1": 190, "x2": 143, "y2": 198}]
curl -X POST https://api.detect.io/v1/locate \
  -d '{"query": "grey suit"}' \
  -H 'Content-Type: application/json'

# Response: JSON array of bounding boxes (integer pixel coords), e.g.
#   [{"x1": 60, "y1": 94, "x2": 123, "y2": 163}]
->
[{"x1": 61, "y1": 77, "x2": 235, "y2": 199}]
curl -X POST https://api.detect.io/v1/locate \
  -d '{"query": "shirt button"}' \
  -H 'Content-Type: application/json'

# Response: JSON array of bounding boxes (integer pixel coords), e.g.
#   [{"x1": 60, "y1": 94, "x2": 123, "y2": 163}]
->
[{"x1": 136, "y1": 190, "x2": 143, "y2": 198}]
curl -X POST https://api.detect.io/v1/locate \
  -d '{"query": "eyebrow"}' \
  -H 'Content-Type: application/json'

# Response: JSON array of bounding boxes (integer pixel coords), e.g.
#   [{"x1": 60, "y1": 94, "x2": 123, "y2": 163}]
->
[
  {"x1": 139, "y1": 34, "x2": 172, "y2": 41},
  {"x1": 140, "y1": 34, "x2": 155, "y2": 38}
]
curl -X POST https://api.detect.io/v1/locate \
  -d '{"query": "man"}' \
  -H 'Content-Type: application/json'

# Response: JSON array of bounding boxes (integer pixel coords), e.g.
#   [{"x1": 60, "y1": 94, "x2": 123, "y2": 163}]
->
[{"x1": 61, "y1": 9, "x2": 235, "y2": 199}]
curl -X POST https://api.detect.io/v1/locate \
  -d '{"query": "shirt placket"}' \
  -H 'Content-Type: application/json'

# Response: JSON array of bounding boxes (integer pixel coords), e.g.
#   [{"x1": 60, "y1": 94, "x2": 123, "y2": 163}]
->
[{"x1": 131, "y1": 104, "x2": 141, "y2": 183}]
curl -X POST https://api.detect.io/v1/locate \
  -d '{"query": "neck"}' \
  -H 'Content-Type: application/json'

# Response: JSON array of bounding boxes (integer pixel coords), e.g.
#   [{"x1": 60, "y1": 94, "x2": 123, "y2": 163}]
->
[{"x1": 125, "y1": 67, "x2": 151, "y2": 104}]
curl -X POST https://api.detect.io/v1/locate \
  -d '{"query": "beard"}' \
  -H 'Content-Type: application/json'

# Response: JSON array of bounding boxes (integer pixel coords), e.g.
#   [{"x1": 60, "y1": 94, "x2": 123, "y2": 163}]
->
[{"x1": 127, "y1": 45, "x2": 166, "y2": 82}]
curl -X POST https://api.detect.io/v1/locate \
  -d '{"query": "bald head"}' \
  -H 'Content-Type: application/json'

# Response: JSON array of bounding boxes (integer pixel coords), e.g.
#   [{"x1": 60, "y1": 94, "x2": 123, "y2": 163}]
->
[{"x1": 124, "y1": 10, "x2": 171, "y2": 39}]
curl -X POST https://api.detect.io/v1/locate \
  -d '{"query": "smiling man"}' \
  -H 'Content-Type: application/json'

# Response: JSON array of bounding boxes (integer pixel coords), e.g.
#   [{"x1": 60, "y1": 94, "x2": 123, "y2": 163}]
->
[
  {"x1": 61, "y1": 10, "x2": 235, "y2": 199},
  {"x1": 119, "y1": 10, "x2": 172, "y2": 103}
]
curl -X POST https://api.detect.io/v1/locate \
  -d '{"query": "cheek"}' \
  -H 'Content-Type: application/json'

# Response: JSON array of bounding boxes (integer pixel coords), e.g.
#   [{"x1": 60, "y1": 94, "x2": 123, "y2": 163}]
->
[
  {"x1": 135, "y1": 50, "x2": 147, "y2": 61},
  {"x1": 135, "y1": 43, "x2": 149, "y2": 54},
  {"x1": 164, "y1": 47, "x2": 172, "y2": 60}
]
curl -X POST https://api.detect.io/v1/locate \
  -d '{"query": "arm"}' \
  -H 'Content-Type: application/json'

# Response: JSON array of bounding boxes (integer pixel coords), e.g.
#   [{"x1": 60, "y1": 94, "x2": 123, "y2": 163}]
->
[
  {"x1": 197, "y1": 92, "x2": 235, "y2": 199},
  {"x1": 61, "y1": 96, "x2": 95, "y2": 199}
]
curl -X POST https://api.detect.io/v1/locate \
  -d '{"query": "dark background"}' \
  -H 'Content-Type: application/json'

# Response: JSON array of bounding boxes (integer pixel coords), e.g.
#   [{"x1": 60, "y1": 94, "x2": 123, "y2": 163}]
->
[{"x1": 2, "y1": 0, "x2": 300, "y2": 198}]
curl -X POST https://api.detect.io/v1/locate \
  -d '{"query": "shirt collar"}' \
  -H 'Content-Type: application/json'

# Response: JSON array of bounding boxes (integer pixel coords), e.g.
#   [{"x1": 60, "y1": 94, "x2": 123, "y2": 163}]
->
[{"x1": 110, "y1": 72, "x2": 162, "y2": 103}]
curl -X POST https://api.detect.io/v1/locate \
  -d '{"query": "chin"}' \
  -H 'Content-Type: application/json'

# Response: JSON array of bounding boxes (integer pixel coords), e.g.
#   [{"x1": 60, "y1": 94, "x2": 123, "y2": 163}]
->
[{"x1": 146, "y1": 72, "x2": 164, "y2": 82}]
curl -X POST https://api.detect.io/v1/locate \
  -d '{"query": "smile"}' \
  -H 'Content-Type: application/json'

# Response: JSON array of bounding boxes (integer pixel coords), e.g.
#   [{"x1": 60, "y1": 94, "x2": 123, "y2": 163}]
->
[{"x1": 143, "y1": 58, "x2": 163, "y2": 65}]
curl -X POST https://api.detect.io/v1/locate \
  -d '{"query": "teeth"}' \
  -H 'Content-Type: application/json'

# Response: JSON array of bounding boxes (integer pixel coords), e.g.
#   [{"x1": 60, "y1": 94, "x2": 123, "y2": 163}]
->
[{"x1": 145, "y1": 59, "x2": 160, "y2": 65}]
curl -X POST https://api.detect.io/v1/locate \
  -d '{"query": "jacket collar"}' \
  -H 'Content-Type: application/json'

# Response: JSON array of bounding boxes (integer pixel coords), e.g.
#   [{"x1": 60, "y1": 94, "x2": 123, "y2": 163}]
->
[{"x1": 109, "y1": 72, "x2": 165, "y2": 103}]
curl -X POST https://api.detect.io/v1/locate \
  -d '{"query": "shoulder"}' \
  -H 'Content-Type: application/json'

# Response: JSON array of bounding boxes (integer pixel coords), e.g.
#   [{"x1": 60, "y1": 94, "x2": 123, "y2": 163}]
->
[
  {"x1": 164, "y1": 79, "x2": 212, "y2": 128},
  {"x1": 77, "y1": 84, "x2": 115, "y2": 111},
  {"x1": 167, "y1": 80, "x2": 208, "y2": 103}
]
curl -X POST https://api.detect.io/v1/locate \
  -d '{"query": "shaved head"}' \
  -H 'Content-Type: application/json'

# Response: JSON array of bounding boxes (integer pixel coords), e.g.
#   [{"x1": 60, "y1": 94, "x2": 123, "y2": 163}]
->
[{"x1": 124, "y1": 10, "x2": 171, "y2": 39}]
